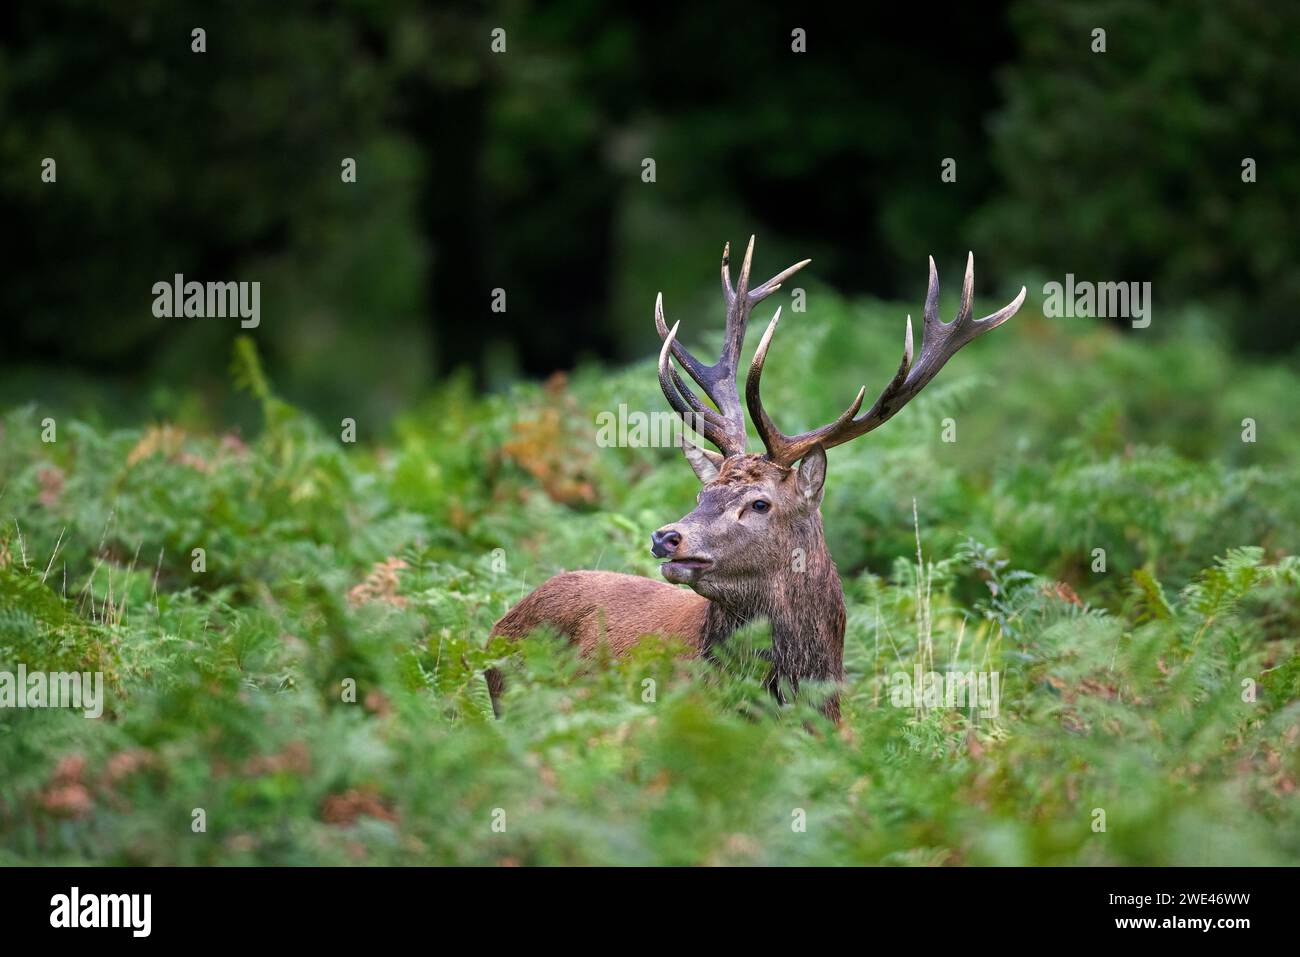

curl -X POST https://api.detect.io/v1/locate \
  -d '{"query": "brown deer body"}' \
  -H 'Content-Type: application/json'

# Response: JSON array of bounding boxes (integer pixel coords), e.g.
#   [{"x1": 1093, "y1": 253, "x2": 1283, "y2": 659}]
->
[{"x1": 490, "y1": 238, "x2": 1024, "y2": 720}]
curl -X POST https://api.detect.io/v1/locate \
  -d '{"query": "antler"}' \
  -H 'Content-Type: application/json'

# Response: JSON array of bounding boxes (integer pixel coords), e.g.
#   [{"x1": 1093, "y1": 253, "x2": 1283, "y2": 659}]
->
[
  {"x1": 656, "y1": 237, "x2": 811, "y2": 457},
  {"x1": 746, "y1": 253, "x2": 1026, "y2": 467}
]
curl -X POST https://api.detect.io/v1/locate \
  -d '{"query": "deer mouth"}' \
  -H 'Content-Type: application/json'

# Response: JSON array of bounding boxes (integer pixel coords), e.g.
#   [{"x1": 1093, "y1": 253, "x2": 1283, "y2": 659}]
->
[{"x1": 660, "y1": 557, "x2": 713, "y2": 583}]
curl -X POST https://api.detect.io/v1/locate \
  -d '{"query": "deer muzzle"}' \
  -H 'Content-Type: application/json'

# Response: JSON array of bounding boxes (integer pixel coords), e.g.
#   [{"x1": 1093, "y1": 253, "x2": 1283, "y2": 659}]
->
[{"x1": 651, "y1": 526, "x2": 714, "y2": 584}]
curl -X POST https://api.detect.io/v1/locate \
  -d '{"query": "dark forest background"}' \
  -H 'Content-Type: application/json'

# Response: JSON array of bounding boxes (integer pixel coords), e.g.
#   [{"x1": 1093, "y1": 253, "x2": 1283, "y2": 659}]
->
[{"x1": 2, "y1": 0, "x2": 1297, "y2": 428}]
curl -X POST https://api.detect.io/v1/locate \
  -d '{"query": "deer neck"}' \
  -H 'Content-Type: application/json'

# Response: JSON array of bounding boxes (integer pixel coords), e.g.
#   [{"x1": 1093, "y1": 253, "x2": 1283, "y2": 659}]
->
[{"x1": 701, "y1": 516, "x2": 845, "y2": 684}]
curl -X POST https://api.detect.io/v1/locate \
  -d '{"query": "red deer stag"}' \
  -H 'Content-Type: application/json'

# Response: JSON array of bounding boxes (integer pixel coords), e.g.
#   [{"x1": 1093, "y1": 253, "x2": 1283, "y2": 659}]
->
[{"x1": 490, "y1": 238, "x2": 1024, "y2": 721}]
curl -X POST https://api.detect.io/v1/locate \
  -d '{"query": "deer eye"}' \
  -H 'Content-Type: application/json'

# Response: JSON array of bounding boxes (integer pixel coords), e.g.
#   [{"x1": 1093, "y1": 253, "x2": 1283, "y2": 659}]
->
[{"x1": 750, "y1": 500, "x2": 771, "y2": 513}]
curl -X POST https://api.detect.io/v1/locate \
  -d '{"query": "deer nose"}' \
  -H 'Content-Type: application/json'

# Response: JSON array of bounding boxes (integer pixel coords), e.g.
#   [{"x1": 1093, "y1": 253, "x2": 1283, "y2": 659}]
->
[{"x1": 651, "y1": 528, "x2": 682, "y2": 558}]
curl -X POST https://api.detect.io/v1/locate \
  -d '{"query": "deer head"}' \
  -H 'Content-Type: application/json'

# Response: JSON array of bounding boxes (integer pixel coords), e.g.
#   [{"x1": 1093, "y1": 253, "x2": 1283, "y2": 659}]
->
[{"x1": 650, "y1": 237, "x2": 1026, "y2": 610}]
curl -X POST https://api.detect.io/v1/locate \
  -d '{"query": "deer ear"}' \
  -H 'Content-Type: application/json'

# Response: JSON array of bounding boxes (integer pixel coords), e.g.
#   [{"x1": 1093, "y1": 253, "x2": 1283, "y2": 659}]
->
[
  {"x1": 680, "y1": 438, "x2": 724, "y2": 483},
  {"x1": 795, "y1": 445, "x2": 827, "y2": 505}
]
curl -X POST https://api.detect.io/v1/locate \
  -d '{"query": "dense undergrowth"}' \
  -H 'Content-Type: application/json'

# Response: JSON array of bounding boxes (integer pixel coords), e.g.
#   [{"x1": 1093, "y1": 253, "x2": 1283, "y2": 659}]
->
[{"x1": 1, "y1": 295, "x2": 1297, "y2": 865}]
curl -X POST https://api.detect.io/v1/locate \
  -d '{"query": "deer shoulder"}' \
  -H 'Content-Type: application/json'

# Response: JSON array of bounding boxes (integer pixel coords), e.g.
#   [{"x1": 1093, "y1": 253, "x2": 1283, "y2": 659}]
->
[{"x1": 491, "y1": 570, "x2": 708, "y2": 656}]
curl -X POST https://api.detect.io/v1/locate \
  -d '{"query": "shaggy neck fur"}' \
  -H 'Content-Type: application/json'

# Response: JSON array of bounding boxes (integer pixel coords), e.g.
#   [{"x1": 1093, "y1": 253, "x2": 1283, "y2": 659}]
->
[{"x1": 700, "y1": 512, "x2": 845, "y2": 719}]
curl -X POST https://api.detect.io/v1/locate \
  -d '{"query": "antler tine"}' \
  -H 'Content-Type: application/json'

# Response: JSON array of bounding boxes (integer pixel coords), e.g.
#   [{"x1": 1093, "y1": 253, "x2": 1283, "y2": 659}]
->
[
  {"x1": 654, "y1": 237, "x2": 812, "y2": 458},
  {"x1": 749, "y1": 257, "x2": 813, "y2": 300},
  {"x1": 658, "y1": 323, "x2": 731, "y2": 449},
  {"x1": 747, "y1": 253, "x2": 1025, "y2": 467},
  {"x1": 957, "y1": 251, "x2": 975, "y2": 324},
  {"x1": 717, "y1": 235, "x2": 754, "y2": 368},
  {"x1": 923, "y1": 255, "x2": 942, "y2": 325},
  {"x1": 746, "y1": 308, "x2": 869, "y2": 465}
]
